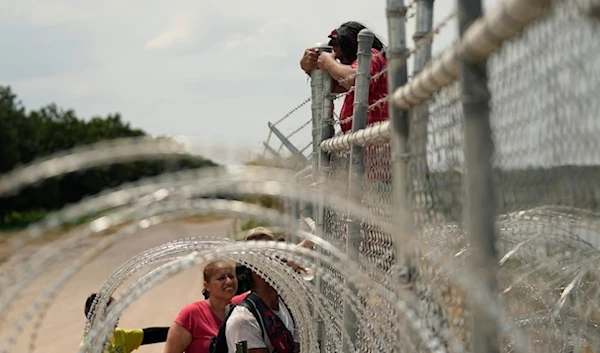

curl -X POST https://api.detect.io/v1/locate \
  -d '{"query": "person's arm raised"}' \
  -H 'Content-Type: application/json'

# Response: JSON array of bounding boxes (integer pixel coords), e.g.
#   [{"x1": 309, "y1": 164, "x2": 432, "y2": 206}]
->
[{"x1": 317, "y1": 52, "x2": 357, "y2": 89}]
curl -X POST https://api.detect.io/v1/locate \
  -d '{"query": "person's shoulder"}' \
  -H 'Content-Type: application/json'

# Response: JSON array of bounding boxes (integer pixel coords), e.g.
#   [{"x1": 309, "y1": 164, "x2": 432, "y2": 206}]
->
[
  {"x1": 228, "y1": 305, "x2": 256, "y2": 324},
  {"x1": 178, "y1": 300, "x2": 209, "y2": 318},
  {"x1": 181, "y1": 300, "x2": 206, "y2": 312}
]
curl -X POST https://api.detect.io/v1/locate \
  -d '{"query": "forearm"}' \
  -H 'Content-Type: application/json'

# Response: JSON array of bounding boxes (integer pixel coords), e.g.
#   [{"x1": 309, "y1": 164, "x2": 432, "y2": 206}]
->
[
  {"x1": 141, "y1": 327, "x2": 169, "y2": 345},
  {"x1": 323, "y1": 61, "x2": 356, "y2": 89},
  {"x1": 331, "y1": 78, "x2": 348, "y2": 93}
]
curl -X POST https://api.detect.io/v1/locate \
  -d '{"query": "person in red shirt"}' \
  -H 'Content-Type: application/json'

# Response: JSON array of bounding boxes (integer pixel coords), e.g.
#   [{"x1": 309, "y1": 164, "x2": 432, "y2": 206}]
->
[
  {"x1": 163, "y1": 259, "x2": 246, "y2": 353},
  {"x1": 300, "y1": 21, "x2": 389, "y2": 134}
]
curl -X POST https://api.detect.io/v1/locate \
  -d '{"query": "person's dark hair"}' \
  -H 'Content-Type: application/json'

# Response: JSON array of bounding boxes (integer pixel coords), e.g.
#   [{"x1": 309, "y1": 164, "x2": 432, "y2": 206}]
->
[
  {"x1": 235, "y1": 263, "x2": 255, "y2": 295},
  {"x1": 328, "y1": 21, "x2": 385, "y2": 64},
  {"x1": 85, "y1": 293, "x2": 114, "y2": 320}
]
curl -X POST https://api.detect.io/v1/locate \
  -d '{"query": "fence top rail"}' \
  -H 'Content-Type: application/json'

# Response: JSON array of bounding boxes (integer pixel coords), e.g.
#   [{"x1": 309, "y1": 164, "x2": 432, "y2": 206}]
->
[
  {"x1": 320, "y1": 121, "x2": 391, "y2": 153},
  {"x1": 392, "y1": 0, "x2": 552, "y2": 110}
]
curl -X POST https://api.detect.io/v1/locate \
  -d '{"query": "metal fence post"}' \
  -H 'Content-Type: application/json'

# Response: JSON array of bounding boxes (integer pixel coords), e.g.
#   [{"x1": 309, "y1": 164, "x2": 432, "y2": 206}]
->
[
  {"x1": 458, "y1": 1, "x2": 500, "y2": 352},
  {"x1": 310, "y1": 50, "x2": 325, "y2": 221},
  {"x1": 413, "y1": 0, "x2": 434, "y2": 74},
  {"x1": 386, "y1": 0, "x2": 414, "y2": 286},
  {"x1": 310, "y1": 43, "x2": 334, "y2": 352},
  {"x1": 342, "y1": 29, "x2": 374, "y2": 352},
  {"x1": 411, "y1": 0, "x2": 435, "y2": 221}
]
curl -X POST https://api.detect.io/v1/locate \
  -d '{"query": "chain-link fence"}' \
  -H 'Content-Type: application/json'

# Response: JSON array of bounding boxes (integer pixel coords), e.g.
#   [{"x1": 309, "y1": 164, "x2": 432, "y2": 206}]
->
[
  {"x1": 1, "y1": 0, "x2": 599, "y2": 352},
  {"x1": 265, "y1": 0, "x2": 600, "y2": 351}
]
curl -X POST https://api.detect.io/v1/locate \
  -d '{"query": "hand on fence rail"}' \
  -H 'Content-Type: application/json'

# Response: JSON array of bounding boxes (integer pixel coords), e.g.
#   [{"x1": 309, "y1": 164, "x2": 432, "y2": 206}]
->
[
  {"x1": 323, "y1": 12, "x2": 457, "y2": 132},
  {"x1": 263, "y1": 8, "x2": 457, "y2": 157},
  {"x1": 329, "y1": 10, "x2": 456, "y2": 101}
]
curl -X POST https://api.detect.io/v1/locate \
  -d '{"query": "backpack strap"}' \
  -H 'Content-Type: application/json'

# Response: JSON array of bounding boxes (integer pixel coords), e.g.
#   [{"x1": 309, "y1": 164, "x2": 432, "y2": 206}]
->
[
  {"x1": 244, "y1": 292, "x2": 296, "y2": 353},
  {"x1": 210, "y1": 301, "x2": 259, "y2": 353},
  {"x1": 242, "y1": 293, "x2": 267, "y2": 340}
]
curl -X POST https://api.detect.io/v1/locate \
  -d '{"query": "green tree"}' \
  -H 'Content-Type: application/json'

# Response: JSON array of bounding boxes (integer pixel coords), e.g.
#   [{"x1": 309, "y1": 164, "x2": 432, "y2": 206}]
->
[{"x1": 0, "y1": 85, "x2": 219, "y2": 228}]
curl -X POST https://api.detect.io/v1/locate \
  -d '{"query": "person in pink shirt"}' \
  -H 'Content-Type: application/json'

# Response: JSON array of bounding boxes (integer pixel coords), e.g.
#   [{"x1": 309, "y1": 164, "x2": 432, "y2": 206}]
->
[{"x1": 163, "y1": 260, "x2": 247, "y2": 353}]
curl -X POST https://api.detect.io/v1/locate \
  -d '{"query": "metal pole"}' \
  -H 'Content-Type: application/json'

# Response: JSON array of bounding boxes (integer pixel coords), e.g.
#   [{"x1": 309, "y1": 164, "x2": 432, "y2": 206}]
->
[
  {"x1": 458, "y1": 0, "x2": 500, "y2": 352},
  {"x1": 235, "y1": 340, "x2": 248, "y2": 353},
  {"x1": 413, "y1": 0, "x2": 434, "y2": 75},
  {"x1": 309, "y1": 49, "x2": 325, "y2": 220},
  {"x1": 310, "y1": 43, "x2": 334, "y2": 352},
  {"x1": 386, "y1": 0, "x2": 414, "y2": 285},
  {"x1": 267, "y1": 122, "x2": 309, "y2": 166},
  {"x1": 342, "y1": 29, "x2": 374, "y2": 352},
  {"x1": 411, "y1": 0, "x2": 436, "y2": 221}
]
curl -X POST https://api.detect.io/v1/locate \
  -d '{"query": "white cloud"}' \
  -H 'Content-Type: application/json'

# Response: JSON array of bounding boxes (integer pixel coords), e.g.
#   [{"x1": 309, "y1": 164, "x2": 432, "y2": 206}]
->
[{"x1": 144, "y1": 12, "x2": 192, "y2": 51}]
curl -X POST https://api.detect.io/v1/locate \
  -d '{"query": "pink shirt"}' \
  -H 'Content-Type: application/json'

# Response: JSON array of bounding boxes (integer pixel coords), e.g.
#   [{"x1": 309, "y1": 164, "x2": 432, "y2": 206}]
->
[{"x1": 174, "y1": 294, "x2": 250, "y2": 353}]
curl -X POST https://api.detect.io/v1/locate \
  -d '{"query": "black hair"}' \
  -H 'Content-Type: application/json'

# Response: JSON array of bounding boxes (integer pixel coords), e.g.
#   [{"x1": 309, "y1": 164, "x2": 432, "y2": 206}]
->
[
  {"x1": 328, "y1": 21, "x2": 385, "y2": 64},
  {"x1": 235, "y1": 263, "x2": 255, "y2": 295},
  {"x1": 85, "y1": 293, "x2": 114, "y2": 319}
]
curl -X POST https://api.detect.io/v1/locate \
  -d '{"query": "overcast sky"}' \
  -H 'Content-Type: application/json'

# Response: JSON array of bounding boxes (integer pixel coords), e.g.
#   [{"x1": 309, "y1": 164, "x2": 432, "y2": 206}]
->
[{"x1": 1, "y1": 0, "x2": 501, "y2": 165}]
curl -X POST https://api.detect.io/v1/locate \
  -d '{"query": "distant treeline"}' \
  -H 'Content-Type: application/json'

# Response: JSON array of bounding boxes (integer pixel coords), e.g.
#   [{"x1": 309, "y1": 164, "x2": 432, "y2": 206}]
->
[{"x1": 0, "y1": 86, "x2": 218, "y2": 228}]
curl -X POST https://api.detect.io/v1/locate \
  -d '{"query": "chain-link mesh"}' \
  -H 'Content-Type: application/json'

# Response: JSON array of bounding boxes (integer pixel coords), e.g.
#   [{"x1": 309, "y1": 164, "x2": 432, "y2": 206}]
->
[
  {"x1": 2, "y1": 0, "x2": 600, "y2": 352},
  {"x1": 405, "y1": 1, "x2": 600, "y2": 352},
  {"x1": 309, "y1": 1, "x2": 600, "y2": 352},
  {"x1": 357, "y1": 141, "x2": 403, "y2": 353},
  {"x1": 490, "y1": 3, "x2": 600, "y2": 351},
  {"x1": 319, "y1": 150, "x2": 349, "y2": 352}
]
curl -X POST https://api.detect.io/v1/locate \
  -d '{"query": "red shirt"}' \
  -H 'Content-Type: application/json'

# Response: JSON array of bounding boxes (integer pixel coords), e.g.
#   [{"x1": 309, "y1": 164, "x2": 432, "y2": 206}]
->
[
  {"x1": 339, "y1": 48, "x2": 388, "y2": 133},
  {"x1": 173, "y1": 293, "x2": 249, "y2": 353}
]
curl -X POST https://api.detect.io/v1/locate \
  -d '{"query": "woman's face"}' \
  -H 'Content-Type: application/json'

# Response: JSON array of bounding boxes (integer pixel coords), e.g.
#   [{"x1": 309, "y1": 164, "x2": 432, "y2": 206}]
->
[{"x1": 204, "y1": 263, "x2": 238, "y2": 300}]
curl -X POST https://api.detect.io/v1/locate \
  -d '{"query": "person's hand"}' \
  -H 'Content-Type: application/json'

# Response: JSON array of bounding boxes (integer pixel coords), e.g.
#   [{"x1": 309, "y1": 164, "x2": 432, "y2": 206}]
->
[
  {"x1": 287, "y1": 260, "x2": 307, "y2": 274},
  {"x1": 317, "y1": 51, "x2": 336, "y2": 71},
  {"x1": 300, "y1": 48, "x2": 319, "y2": 74},
  {"x1": 298, "y1": 239, "x2": 315, "y2": 250}
]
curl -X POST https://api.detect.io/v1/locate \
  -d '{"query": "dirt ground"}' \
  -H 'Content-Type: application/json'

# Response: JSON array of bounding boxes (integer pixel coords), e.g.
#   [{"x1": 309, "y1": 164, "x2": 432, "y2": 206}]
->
[{"x1": 0, "y1": 219, "x2": 233, "y2": 353}]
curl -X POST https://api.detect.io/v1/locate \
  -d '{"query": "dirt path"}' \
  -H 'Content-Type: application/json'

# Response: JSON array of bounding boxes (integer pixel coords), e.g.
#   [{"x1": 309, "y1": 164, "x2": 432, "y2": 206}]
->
[{"x1": 0, "y1": 219, "x2": 232, "y2": 353}]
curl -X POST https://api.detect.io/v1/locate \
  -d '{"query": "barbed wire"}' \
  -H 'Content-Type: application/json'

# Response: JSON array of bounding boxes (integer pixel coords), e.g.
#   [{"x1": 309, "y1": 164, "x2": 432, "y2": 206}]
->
[
  {"x1": 277, "y1": 119, "x2": 312, "y2": 153},
  {"x1": 272, "y1": 96, "x2": 312, "y2": 127},
  {"x1": 262, "y1": 97, "x2": 312, "y2": 158}
]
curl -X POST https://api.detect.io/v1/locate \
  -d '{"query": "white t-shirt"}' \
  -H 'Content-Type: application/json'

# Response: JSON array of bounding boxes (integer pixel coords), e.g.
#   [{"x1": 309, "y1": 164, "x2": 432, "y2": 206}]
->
[{"x1": 225, "y1": 298, "x2": 300, "y2": 353}]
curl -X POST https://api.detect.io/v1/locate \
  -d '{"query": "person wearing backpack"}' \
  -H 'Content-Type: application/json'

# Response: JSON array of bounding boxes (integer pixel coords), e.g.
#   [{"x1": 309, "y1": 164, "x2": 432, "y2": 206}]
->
[{"x1": 221, "y1": 263, "x2": 300, "y2": 353}]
